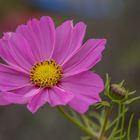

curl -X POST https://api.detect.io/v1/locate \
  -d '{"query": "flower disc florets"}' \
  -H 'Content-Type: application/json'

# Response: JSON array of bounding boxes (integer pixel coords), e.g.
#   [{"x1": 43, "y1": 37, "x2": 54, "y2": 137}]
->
[{"x1": 30, "y1": 60, "x2": 62, "y2": 87}]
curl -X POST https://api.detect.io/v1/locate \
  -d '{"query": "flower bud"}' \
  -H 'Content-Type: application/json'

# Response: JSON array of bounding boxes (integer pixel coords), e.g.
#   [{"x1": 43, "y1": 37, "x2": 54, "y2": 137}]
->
[{"x1": 109, "y1": 84, "x2": 127, "y2": 102}]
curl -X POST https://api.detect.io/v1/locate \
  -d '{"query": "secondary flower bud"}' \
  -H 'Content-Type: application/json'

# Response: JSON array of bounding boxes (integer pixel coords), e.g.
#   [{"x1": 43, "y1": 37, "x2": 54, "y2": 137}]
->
[{"x1": 109, "y1": 84, "x2": 127, "y2": 102}]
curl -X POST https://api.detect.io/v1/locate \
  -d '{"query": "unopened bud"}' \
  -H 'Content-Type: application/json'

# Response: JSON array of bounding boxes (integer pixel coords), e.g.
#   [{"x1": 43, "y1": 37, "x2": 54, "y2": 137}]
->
[{"x1": 109, "y1": 84, "x2": 127, "y2": 102}]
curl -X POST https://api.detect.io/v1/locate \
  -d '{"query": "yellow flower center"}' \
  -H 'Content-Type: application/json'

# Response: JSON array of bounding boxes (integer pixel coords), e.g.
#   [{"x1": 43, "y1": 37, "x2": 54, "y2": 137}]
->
[{"x1": 30, "y1": 60, "x2": 62, "y2": 87}]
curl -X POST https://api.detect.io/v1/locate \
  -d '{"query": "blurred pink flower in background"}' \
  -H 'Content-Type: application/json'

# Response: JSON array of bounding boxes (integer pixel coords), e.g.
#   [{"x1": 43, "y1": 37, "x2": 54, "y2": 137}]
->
[{"x1": 0, "y1": 16, "x2": 106, "y2": 113}]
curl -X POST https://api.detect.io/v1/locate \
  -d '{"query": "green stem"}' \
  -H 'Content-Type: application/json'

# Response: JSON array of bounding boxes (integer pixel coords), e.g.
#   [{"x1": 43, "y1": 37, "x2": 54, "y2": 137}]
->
[
  {"x1": 81, "y1": 115, "x2": 91, "y2": 128},
  {"x1": 127, "y1": 114, "x2": 134, "y2": 140},
  {"x1": 116, "y1": 104, "x2": 121, "y2": 130},
  {"x1": 120, "y1": 104, "x2": 125, "y2": 140},
  {"x1": 138, "y1": 119, "x2": 140, "y2": 140},
  {"x1": 108, "y1": 104, "x2": 121, "y2": 139},
  {"x1": 57, "y1": 106, "x2": 98, "y2": 140},
  {"x1": 99, "y1": 105, "x2": 112, "y2": 140}
]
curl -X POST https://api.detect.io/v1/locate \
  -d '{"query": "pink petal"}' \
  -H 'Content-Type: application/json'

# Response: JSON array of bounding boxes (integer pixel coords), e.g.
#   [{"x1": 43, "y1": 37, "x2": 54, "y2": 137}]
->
[
  {"x1": 68, "y1": 95, "x2": 99, "y2": 114},
  {"x1": 52, "y1": 21, "x2": 86, "y2": 65},
  {"x1": 62, "y1": 39, "x2": 106, "y2": 77},
  {"x1": 0, "y1": 92, "x2": 11, "y2": 105},
  {"x1": 0, "y1": 32, "x2": 34, "y2": 71},
  {"x1": 59, "y1": 71, "x2": 104, "y2": 113},
  {"x1": 10, "y1": 84, "x2": 39, "y2": 96},
  {"x1": 27, "y1": 89, "x2": 48, "y2": 113},
  {"x1": 47, "y1": 86, "x2": 74, "y2": 107},
  {"x1": 1, "y1": 92, "x2": 30, "y2": 104},
  {"x1": 0, "y1": 85, "x2": 40, "y2": 104},
  {"x1": 0, "y1": 64, "x2": 30, "y2": 91},
  {"x1": 16, "y1": 16, "x2": 55, "y2": 61},
  {"x1": 27, "y1": 86, "x2": 74, "y2": 113}
]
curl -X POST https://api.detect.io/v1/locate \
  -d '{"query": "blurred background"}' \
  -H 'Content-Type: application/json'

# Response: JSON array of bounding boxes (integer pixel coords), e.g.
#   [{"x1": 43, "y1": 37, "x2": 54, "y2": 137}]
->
[{"x1": 0, "y1": 0, "x2": 140, "y2": 140}]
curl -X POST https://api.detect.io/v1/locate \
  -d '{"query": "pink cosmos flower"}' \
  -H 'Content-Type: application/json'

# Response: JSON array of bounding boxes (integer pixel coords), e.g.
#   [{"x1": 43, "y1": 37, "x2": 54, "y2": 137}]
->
[{"x1": 0, "y1": 16, "x2": 106, "y2": 113}]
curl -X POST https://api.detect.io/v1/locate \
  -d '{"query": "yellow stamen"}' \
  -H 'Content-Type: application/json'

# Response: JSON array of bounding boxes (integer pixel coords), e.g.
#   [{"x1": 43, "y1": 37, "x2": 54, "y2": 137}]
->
[{"x1": 30, "y1": 60, "x2": 62, "y2": 87}]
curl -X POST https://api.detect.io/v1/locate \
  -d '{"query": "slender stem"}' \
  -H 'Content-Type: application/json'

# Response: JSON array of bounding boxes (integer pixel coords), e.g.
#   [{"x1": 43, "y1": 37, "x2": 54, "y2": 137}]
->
[
  {"x1": 81, "y1": 115, "x2": 91, "y2": 128},
  {"x1": 116, "y1": 104, "x2": 121, "y2": 130},
  {"x1": 138, "y1": 119, "x2": 140, "y2": 140},
  {"x1": 99, "y1": 105, "x2": 112, "y2": 140},
  {"x1": 57, "y1": 106, "x2": 98, "y2": 140},
  {"x1": 120, "y1": 104, "x2": 125, "y2": 140},
  {"x1": 108, "y1": 104, "x2": 121, "y2": 139},
  {"x1": 127, "y1": 114, "x2": 134, "y2": 140}
]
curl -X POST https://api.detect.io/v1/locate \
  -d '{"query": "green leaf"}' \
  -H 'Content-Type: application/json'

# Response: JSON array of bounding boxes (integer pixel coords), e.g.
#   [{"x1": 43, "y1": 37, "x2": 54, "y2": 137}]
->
[
  {"x1": 109, "y1": 129, "x2": 122, "y2": 140},
  {"x1": 81, "y1": 136, "x2": 91, "y2": 140},
  {"x1": 70, "y1": 108, "x2": 83, "y2": 124},
  {"x1": 108, "y1": 104, "x2": 127, "y2": 140},
  {"x1": 84, "y1": 112, "x2": 100, "y2": 131},
  {"x1": 107, "y1": 107, "x2": 128, "y2": 130},
  {"x1": 89, "y1": 111, "x2": 101, "y2": 125},
  {"x1": 120, "y1": 104, "x2": 126, "y2": 140},
  {"x1": 95, "y1": 101, "x2": 110, "y2": 109},
  {"x1": 104, "y1": 73, "x2": 111, "y2": 96},
  {"x1": 113, "y1": 132, "x2": 126, "y2": 140},
  {"x1": 119, "y1": 80, "x2": 125, "y2": 87},
  {"x1": 138, "y1": 119, "x2": 140, "y2": 140},
  {"x1": 127, "y1": 114, "x2": 134, "y2": 140},
  {"x1": 128, "y1": 90, "x2": 136, "y2": 95},
  {"x1": 125, "y1": 96, "x2": 140, "y2": 104}
]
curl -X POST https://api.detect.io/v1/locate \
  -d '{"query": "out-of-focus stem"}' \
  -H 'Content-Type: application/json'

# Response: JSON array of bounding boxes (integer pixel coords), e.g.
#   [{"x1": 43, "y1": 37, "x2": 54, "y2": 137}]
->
[
  {"x1": 57, "y1": 106, "x2": 98, "y2": 140},
  {"x1": 120, "y1": 104, "x2": 125, "y2": 140},
  {"x1": 99, "y1": 104, "x2": 112, "y2": 140},
  {"x1": 138, "y1": 119, "x2": 140, "y2": 140}
]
